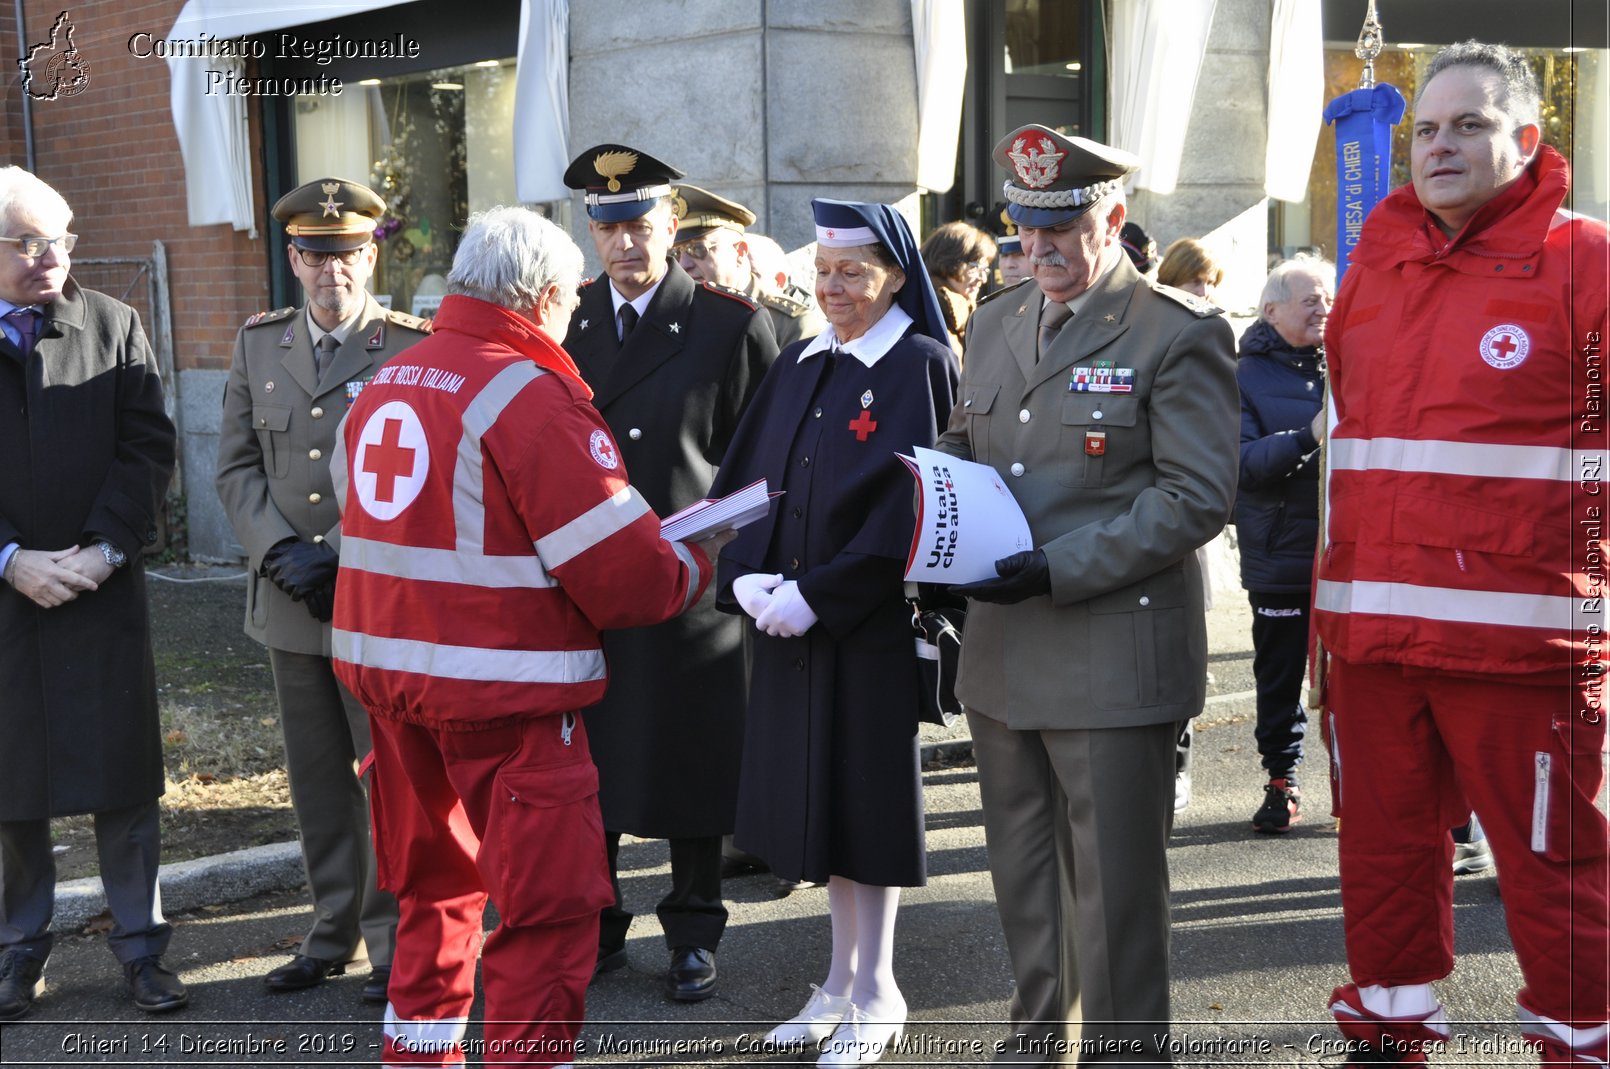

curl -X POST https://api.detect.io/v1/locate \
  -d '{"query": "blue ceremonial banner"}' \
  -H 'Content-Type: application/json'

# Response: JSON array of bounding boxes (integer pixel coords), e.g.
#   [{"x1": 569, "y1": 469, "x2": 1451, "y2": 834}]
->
[{"x1": 1323, "y1": 83, "x2": 1406, "y2": 281}]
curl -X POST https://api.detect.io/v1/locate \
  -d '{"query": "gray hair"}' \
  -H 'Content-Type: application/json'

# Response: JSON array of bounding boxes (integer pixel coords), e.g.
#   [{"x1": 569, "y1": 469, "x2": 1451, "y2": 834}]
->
[
  {"x1": 1420, "y1": 40, "x2": 1541, "y2": 128},
  {"x1": 0, "y1": 167, "x2": 73, "y2": 234},
  {"x1": 448, "y1": 206, "x2": 583, "y2": 312},
  {"x1": 1259, "y1": 254, "x2": 1335, "y2": 321}
]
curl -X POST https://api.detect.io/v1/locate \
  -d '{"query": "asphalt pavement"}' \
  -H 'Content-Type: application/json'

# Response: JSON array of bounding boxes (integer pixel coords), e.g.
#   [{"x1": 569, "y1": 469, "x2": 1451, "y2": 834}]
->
[{"x1": 0, "y1": 545, "x2": 1536, "y2": 1068}]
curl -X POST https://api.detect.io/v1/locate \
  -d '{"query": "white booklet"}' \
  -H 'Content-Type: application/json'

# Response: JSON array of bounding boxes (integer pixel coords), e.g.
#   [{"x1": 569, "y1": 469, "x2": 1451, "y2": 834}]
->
[
  {"x1": 661, "y1": 478, "x2": 780, "y2": 542},
  {"x1": 900, "y1": 447, "x2": 1033, "y2": 584}
]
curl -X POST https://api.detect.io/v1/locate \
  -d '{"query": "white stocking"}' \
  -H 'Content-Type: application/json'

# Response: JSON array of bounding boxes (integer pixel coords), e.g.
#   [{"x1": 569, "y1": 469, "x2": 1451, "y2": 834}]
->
[
  {"x1": 849, "y1": 881, "x2": 903, "y2": 1018},
  {"x1": 822, "y1": 875, "x2": 858, "y2": 998}
]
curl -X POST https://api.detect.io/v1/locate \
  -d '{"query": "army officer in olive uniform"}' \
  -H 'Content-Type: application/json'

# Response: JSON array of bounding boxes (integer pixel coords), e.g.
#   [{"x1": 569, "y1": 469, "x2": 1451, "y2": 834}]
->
[
  {"x1": 938, "y1": 127, "x2": 1238, "y2": 1063},
  {"x1": 562, "y1": 146, "x2": 778, "y2": 1002},
  {"x1": 671, "y1": 183, "x2": 822, "y2": 349},
  {"x1": 216, "y1": 178, "x2": 429, "y2": 1005}
]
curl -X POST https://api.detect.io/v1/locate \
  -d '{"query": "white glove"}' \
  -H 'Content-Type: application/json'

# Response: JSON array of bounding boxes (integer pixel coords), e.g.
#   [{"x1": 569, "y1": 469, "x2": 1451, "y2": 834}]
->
[
  {"x1": 754, "y1": 580, "x2": 818, "y2": 638},
  {"x1": 733, "y1": 572, "x2": 783, "y2": 619}
]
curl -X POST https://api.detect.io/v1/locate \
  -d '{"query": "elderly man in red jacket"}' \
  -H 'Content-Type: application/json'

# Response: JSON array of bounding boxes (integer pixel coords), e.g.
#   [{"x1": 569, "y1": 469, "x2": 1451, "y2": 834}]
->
[
  {"x1": 332, "y1": 205, "x2": 728, "y2": 1068},
  {"x1": 1316, "y1": 40, "x2": 1608, "y2": 1067}
]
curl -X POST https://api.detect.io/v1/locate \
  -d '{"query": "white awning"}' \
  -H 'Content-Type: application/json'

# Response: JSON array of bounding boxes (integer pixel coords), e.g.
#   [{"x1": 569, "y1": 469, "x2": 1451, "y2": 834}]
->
[
  {"x1": 1109, "y1": 0, "x2": 1218, "y2": 196},
  {"x1": 1264, "y1": 0, "x2": 1324, "y2": 202},
  {"x1": 166, "y1": 0, "x2": 569, "y2": 234},
  {"x1": 911, "y1": 0, "x2": 968, "y2": 194}
]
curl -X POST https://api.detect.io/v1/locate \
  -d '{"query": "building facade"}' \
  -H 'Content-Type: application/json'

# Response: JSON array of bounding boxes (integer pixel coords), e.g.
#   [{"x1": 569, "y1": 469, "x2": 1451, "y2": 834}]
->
[{"x1": 0, "y1": 0, "x2": 1601, "y2": 559}]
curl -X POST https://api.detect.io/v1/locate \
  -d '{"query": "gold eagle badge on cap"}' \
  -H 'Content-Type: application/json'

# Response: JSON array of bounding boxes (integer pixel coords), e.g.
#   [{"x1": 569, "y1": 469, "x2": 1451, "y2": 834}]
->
[
  {"x1": 1007, "y1": 135, "x2": 1065, "y2": 190},
  {"x1": 670, "y1": 188, "x2": 689, "y2": 221},
  {"x1": 319, "y1": 182, "x2": 343, "y2": 218},
  {"x1": 999, "y1": 207, "x2": 1017, "y2": 236},
  {"x1": 593, "y1": 150, "x2": 638, "y2": 193}
]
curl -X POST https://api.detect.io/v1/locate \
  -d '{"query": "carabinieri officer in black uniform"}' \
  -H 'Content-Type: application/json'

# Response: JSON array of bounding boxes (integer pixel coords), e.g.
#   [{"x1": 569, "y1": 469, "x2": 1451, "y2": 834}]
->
[{"x1": 560, "y1": 144, "x2": 778, "y2": 1002}]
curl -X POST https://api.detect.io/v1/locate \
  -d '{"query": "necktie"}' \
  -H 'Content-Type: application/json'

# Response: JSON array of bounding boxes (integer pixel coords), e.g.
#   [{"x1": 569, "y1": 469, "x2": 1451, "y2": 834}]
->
[
  {"x1": 316, "y1": 334, "x2": 339, "y2": 378},
  {"x1": 1037, "y1": 302, "x2": 1073, "y2": 360},
  {"x1": 5, "y1": 308, "x2": 39, "y2": 357},
  {"x1": 618, "y1": 304, "x2": 639, "y2": 341}
]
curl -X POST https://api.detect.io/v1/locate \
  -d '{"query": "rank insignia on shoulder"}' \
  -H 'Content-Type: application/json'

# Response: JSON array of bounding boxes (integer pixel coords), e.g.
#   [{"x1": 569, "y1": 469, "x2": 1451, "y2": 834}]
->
[
  {"x1": 387, "y1": 309, "x2": 434, "y2": 333},
  {"x1": 243, "y1": 307, "x2": 295, "y2": 329},
  {"x1": 1154, "y1": 284, "x2": 1223, "y2": 317}
]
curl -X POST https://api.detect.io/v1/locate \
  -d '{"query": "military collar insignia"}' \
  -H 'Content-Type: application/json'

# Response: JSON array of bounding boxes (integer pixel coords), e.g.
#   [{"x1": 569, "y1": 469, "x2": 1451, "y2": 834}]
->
[
  {"x1": 579, "y1": 318, "x2": 589, "y2": 331},
  {"x1": 668, "y1": 322, "x2": 681, "y2": 334},
  {"x1": 367, "y1": 323, "x2": 385, "y2": 349}
]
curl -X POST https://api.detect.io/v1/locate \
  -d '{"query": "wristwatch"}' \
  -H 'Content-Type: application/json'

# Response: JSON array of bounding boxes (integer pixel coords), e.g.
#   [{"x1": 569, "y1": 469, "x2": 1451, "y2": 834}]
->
[{"x1": 96, "y1": 540, "x2": 127, "y2": 568}]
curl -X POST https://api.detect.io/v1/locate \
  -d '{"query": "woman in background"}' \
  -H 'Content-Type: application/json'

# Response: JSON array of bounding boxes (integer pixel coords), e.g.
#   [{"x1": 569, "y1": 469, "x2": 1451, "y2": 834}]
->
[{"x1": 919, "y1": 220, "x2": 996, "y2": 360}]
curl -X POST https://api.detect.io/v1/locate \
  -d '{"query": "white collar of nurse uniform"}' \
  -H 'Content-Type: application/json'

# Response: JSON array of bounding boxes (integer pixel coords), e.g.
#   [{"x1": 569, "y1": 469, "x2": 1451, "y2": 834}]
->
[{"x1": 797, "y1": 304, "x2": 913, "y2": 368}]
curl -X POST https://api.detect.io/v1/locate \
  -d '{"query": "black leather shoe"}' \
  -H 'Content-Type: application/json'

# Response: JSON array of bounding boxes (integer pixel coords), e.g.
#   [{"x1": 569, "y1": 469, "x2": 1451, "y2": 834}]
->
[
  {"x1": 264, "y1": 954, "x2": 346, "y2": 992},
  {"x1": 592, "y1": 945, "x2": 628, "y2": 982},
  {"x1": 127, "y1": 956, "x2": 188, "y2": 1014},
  {"x1": 360, "y1": 965, "x2": 390, "y2": 1006},
  {"x1": 665, "y1": 946, "x2": 716, "y2": 1002},
  {"x1": 0, "y1": 950, "x2": 45, "y2": 1022}
]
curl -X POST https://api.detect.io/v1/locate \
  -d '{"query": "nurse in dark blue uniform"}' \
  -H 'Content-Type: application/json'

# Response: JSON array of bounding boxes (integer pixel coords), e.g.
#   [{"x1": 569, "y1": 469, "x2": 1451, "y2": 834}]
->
[{"x1": 711, "y1": 200, "x2": 957, "y2": 1068}]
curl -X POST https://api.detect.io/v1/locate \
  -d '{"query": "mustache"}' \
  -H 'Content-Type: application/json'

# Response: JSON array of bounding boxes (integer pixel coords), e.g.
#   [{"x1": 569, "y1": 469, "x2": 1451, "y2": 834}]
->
[{"x1": 1030, "y1": 252, "x2": 1068, "y2": 267}]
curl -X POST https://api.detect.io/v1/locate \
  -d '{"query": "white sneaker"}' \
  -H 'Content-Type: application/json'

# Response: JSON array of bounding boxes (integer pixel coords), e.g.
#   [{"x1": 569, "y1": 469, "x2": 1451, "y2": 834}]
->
[
  {"x1": 1453, "y1": 837, "x2": 1494, "y2": 875},
  {"x1": 817, "y1": 1000, "x2": 906, "y2": 1067},
  {"x1": 765, "y1": 984, "x2": 852, "y2": 1049}
]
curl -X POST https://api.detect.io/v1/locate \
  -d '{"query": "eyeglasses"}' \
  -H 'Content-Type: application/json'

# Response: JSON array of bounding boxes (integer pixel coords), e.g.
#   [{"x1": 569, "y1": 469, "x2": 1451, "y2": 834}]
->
[
  {"x1": 674, "y1": 240, "x2": 726, "y2": 262},
  {"x1": 0, "y1": 233, "x2": 77, "y2": 258},
  {"x1": 295, "y1": 246, "x2": 367, "y2": 268}
]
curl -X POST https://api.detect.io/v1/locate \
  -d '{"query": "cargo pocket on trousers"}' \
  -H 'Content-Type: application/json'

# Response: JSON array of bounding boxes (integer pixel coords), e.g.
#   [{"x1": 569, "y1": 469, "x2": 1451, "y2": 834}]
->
[
  {"x1": 486, "y1": 758, "x2": 614, "y2": 927},
  {"x1": 1531, "y1": 713, "x2": 1609, "y2": 862}
]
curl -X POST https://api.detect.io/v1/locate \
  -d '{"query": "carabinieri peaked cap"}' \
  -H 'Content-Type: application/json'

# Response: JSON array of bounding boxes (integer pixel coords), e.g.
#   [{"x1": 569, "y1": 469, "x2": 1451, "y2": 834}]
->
[
  {"x1": 563, "y1": 144, "x2": 685, "y2": 222},
  {"x1": 272, "y1": 177, "x2": 386, "y2": 252},
  {"x1": 671, "y1": 184, "x2": 757, "y2": 245},
  {"x1": 994, "y1": 124, "x2": 1139, "y2": 229},
  {"x1": 994, "y1": 205, "x2": 1022, "y2": 255},
  {"x1": 810, "y1": 198, "x2": 949, "y2": 348}
]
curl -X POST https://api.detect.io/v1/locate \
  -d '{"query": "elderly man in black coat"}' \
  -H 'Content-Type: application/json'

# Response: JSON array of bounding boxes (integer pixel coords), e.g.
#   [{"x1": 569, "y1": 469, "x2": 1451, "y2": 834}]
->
[
  {"x1": 0, "y1": 167, "x2": 182, "y2": 1021},
  {"x1": 561, "y1": 145, "x2": 778, "y2": 1002}
]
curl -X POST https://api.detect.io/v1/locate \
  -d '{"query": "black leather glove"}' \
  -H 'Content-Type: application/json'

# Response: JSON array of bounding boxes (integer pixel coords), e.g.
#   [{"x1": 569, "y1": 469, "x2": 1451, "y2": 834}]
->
[
  {"x1": 302, "y1": 578, "x2": 336, "y2": 623},
  {"x1": 265, "y1": 540, "x2": 338, "y2": 601},
  {"x1": 952, "y1": 549, "x2": 1051, "y2": 605}
]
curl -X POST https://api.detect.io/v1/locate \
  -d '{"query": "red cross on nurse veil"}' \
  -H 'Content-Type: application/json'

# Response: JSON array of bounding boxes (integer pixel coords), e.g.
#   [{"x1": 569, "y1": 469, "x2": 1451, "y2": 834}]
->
[{"x1": 356, "y1": 400, "x2": 429, "y2": 520}]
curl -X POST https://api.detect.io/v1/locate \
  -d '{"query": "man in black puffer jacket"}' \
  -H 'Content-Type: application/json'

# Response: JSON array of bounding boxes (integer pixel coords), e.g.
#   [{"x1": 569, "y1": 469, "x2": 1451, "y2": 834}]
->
[{"x1": 1236, "y1": 255, "x2": 1332, "y2": 834}]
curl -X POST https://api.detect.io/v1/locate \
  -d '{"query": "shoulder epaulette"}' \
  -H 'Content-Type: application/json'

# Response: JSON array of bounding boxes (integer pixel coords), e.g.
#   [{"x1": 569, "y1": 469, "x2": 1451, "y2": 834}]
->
[
  {"x1": 1152, "y1": 283, "x2": 1223, "y2": 318},
  {"x1": 386, "y1": 308, "x2": 433, "y2": 333},
  {"x1": 759, "y1": 290, "x2": 810, "y2": 317},
  {"x1": 242, "y1": 306, "x2": 296, "y2": 328},
  {"x1": 699, "y1": 281, "x2": 758, "y2": 310},
  {"x1": 976, "y1": 278, "x2": 1032, "y2": 309}
]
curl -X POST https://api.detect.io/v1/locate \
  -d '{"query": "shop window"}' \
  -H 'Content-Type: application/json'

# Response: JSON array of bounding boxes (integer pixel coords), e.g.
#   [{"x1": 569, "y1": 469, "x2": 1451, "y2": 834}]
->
[{"x1": 293, "y1": 58, "x2": 516, "y2": 317}]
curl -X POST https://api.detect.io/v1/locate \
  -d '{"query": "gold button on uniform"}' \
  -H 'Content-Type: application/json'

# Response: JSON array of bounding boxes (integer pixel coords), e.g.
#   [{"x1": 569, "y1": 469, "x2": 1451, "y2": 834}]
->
[
  {"x1": 308, "y1": 492, "x2": 322, "y2": 504},
  {"x1": 311, "y1": 406, "x2": 325, "y2": 419},
  {"x1": 308, "y1": 448, "x2": 322, "y2": 460}
]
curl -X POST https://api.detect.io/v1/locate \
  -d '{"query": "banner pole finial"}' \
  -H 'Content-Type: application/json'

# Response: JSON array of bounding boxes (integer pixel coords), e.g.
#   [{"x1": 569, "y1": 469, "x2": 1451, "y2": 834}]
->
[{"x1": 1356, "y1": 0, "x2": 1385, "y2": 89}]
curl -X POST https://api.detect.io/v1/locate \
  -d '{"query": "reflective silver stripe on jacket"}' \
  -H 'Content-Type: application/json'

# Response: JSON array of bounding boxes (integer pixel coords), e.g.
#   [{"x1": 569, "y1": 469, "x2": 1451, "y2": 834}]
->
[
  {"x1": 1329, "y1": 436, "x2": 1601, "y2": 483},
  {"x1": 454, "y1": 362, "x2": 547, "y2": 551},
  {"x1": 672, "y1": 539, "x2": 702, "y2": 612},
  {"x1": 333, "y1": 629, "x2": 607, "y2": 684},
  {"x1": 535, "y1": 485, "x2": 652, "y2": 569},
  {"x1": 1315, "y1": 579, "x2": 1581, "y2": 631},
  {"x1": 340, "y1": 535, "x2": 556, "y2": 588}
]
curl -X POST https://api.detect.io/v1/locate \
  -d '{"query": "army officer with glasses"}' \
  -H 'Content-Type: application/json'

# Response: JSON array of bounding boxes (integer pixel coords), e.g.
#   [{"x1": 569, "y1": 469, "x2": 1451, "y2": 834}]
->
[{"x1": 216, "y1": 177, "x2": 430, "y2": 1006}]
